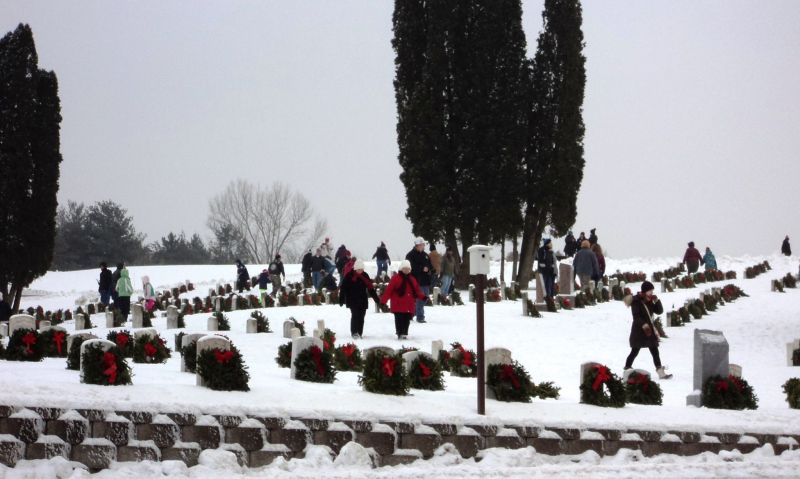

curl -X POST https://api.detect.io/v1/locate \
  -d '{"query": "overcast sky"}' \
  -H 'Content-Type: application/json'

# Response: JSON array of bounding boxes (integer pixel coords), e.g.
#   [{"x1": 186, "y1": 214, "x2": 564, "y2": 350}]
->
[{"x1": 2, "y1": 1, "x2": 798, "y2": 262}]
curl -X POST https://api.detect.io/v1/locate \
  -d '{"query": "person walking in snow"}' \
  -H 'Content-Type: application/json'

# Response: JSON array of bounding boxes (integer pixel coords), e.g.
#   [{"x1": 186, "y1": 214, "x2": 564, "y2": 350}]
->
[
  {"x1": 381, "y1": 260, "x2": 426, "y2": 340},
  {"x1": 301, "y1": 250, "x2": 313, "y2": 287},
  {"x1": 591, "y1": 243, "x2": 606, "y2": 278},
  {"x1": 320, "y1": 237, "x2": 336, "y2": 274},
  {"x1": 782, "y1": 236, "x2": 792, "y2": 256},
  {"x1": 372, "y1": 241, "x2": 391, "y2": 279},
  {"x1": 589, "y1": 228, "x2": 598, "y2": 246},
  {"x1": 440, "y1": 247, "x2": 458, "y2": 296},
  {"x1": 537, "y1": 239, "x2": 558, "y2": 298},
  {"x1": 98, "y1": 262, "x2": 113, "y2": 306},
  {"x1": 339, "y1": 259, "x2": 380, "y2": 339},
  {"x1": 703, "y1": 247, "x2": 717, "y2": 271},
  {"x1": 311, "y1": 249, "x2": 327, "y2": 290},
  {"x1": 111, "y1": 262, "x2": 124, "y2": 302},
  {"x1": 683, "y1": 241, "x2": 703, "y2": 273},
  {"x1": 405, "y1": 237, "x2": 433, "y2": 323},
  {"x1": 235, "y1": 259, "x2": 250, "y2": 293},
  {"x1": 142, "y1": 275, "x2": 156, "y2": 312},
  {"x1": 257, "y1": 268, "x2": 270, "y2": 304},
  {"x1": 335, "y1": 249, "x2": 351, "y2": 277},
  {"x1": 268, "y1": 254, "x2": 285, "y2": 295},
  {"x1": 573, "y1": 240, "x2": 600, "y2": 291},
  {"x1": 624, "y1": 281, "x2": 672, "y2": 379},
  {"x1": 115, "y1": 267, "x2": 134, "y2": 320},
  {"x1": 564, "y1": 231, "x2": 578, "y2": 258}
]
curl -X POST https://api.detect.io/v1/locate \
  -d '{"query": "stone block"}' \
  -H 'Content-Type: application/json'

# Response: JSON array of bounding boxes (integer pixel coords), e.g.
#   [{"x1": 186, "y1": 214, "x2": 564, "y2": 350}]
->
[
  {"x1": 117, "y1": 410, "x2": 153, "y2": 424},
  {"x1": 296, "y1": 417, "x2": 329, "y2": 431},
  {"x1": 47, "y1": 411, "x2": 90, "y2": 445},
  {"x1": 591, "y1": 429, "x2": 622, "y2": 441},
  {"x1": 399, "y1": 425, "x2": 441, "y2": 458},
  {"x1": 271, "y1": 420, "x2": 309, "y2": 452},
  {"x1": 526, "y1": 436, "x2": 562, "y2": 455},
  {"x1": 29, "y1": 406, "x2": 63, "y2": 420},
  {"x1": 72, "y1": 438, "x2": 116, "y2": 470},
  {"x1": 628, "y1": 429, "x2": 663, "y2": 442},
  {"x1": 676, "y1": 441, "x2": 720, "y2": 456},
  {"x1": 212, "y1": 414, "x2": 244, "y2": 429},
  {"x1": 136, "y1": 417, "x2": 180, "y2": 448},
  {"x1": 0, "y1": 406, "x2": 14, "y2": 418},
  {"x1": 706, "y1": 432, "x2": 741, "y2": 444},
  {"x1": 92, "y1": 416, "x2": 132, "y2": 446},
  {"x1": 0, "y1": 435, "x2": 25, "y2": 467},
  {"x1": 668, "y1": 431, "x2": 701, "y2": 443},
  {"x1": 380, "y1": 421, "x2": 413, "y2": 434},
  {"x1": 547, "y1": 427, "x2": 580, "y2": 440},
  {"x1": 181, "y1": 419, "x2": 222, "y2": 450},
  {"x1": 342, "y1": 419, "x2": 372, "y2": 433},
  {"x1": 313, "y1": 423, "x2": 354, "y2": 454},
  {"x1": 506, "y1": 425, "x2": 540, "y2": 438},
  {"x1": 227, "y1": 420, "x2": 267, "y2": 452},
  {"x1": 563, "y1": 438, "x2": 604, "y2": 455},
  {"x1": 165, "y1": 412, "x2": 197, "y2": 426},
  {"x1": 378, "y1": 449, "x2": 422, "y2": 466},
  {"x1": 427, "y1": 423, "x2": 457, "y2": 436},
  {"x1": 486, "y1": 428, "x2": 524, "y2": 449},
  {"x1": 25, "y1": 435, "x2": 69, "y2": 460},
  {"x1": 442, "y1": 428, "x2": 483, "y2": 458},
  {"x1": 161, "y1": 441, "x2": 202, "y2": 466},
  {"x1": 220, "y1": 443, "x2": 248, "y2": 466},
  {"x1": 117, "y1": 440, "x2": 161, "y2": 462},
  {"x1": 6, "y1": 409, "x2": 45, "y2": 443},
  {"x1": 355, "y1": 424, "x2": 397, "y2": 456},
  {"x1": 75, "y1": 409, "x2": 105, "y2": 422},
  {"x1": 249, "y1": 444, "x2": 292, "y2": 467},
  {"x1": 603, "y1": 436, "x2": 643, "y2": 456},
  {"x1": 250, "y1": 415, "x2": 287, "y2": 432},
  {"x1": 467, "y1": 424, "x2": 500, "y2": 437}
]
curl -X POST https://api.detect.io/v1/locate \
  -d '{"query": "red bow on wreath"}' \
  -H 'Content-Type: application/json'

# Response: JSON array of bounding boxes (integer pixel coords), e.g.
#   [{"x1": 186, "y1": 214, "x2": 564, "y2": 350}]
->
[
  {"x1": 102, "y1": 351, "x2": 118, "y2": 384},
  {"x1": 627, "y1": 373, "x2": 649, "y2": 392},
  {"x1": 53, "y1": 331, "x2": 65, "y2": 355},
  {"x1": 311, "y1": 346, "x2": 325, "y2": 376},
  {"x1": 143, "y1": 343, "x2": 157, "y2": 357},
  {"x1": 592, "y1": 365, "x2": 610, "y2": 392},
  {"x1": 214, "y1": 349, "x2": 234, "y2": 364},
  {"x1": 418, "y1": 361, "x2": 432, "y2": 378},
  {"x1": 323, "y1": 340, "x2": 331, "y2": 351},
  {"x1": 22, "y1": 332, "x2": 37, "y2": 354},
  {"x1": 456, "y1": 345, "x2": 472, "y2": 366},
  {"x1": 382, "y1": 357, "x2": 396, "y2": 377},
  {"x1": 341, "y1": 345, "x2": 355, "y2": 358},
  {"x1": 728, "y1": 375, "x2": 744, "y2": 392},
  {"x1": 715, "y1": 379, "x2": 729, "y2": 393},
  {"x1": 500, "y1": 364, "x2": 521, "y2": 389},
  {"x1": 116, "y1": 334, "x2": 129, "y2": 348}
]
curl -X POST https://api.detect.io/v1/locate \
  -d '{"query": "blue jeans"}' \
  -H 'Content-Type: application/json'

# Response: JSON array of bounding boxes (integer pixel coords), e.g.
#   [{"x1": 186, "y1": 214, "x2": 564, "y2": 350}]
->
[
  {"x1": 543, "y1": 273, "x2": 556, "y2": 298},
  {"x1": 377, "y1": 260, "x2": 388, "y2": 278},
  {"x1": 440, "y1": 275, "x2": 453, "y2": 296},
  {"x1": 99, "y1": 289, "x2": 111, "y2": 305},
  {"x1": 312, "y1": 271, "x2": 322, "y2": 290},
  {"x1": 324, "y1": 258, "x2": 336, "y2": 275},
  {"x1": 415, "y1": 285, "x2": 430, "y2": 321}
]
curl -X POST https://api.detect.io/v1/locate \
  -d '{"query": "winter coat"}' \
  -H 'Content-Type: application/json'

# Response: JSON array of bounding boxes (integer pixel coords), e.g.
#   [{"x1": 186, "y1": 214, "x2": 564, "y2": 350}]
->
[
  {"x1": 564, "y1": 235, "x2": 577, "y2": 257},
  {"x1": 269, "y1": 260, "x2": 285, "y2": 278},
  {"x1": 336, "y1": 255, "x2": 350, "y2": 274},
  {"x1": 301, "y1": 252, "x2": 313, "y2": 273},
  {"x1": 116, "y1": 269, "x2": 134, "y2": 298},
  {"x1": 339, "y1": 270, "x2": 380, "y2": 311},
  {"x1": 320, "y1": 242, "x2": 334, "y2": 259},
  {"x1": 320, "y1": 274, "x2": 338, "y2": 290},
  {"x1": 537, "y1": 247, "x2": 557, "y2": 276},
  {"x1": 783, "y1": 238, "x2": 792, "y2": 256},
  {"x1": 141, "y1": 276, "x2": 156, "y2": 301},
  {"x1": 310, "y1": 255, "x2": 327, "y2": 272},
  {"x1": 257, "y1": 272, "x2": 270, "y2": 289},
  {"x1": 405, "y1": 248, "x2": 433, "y2": 287},
  {"x1": 573, "y1": 248, "x2": 600, "y2": 280},
  {"x1": 0, "y1": 300, "x2": 11, "y2": 323},
  {"x1": 372, "y1": 246, "x2": 390, "y2": 262},
  {"x1": 589, "y1": 232, "x2": 598, "y2": 245},
  {"x1": 595, "y1": 252, "x2": 606, "y2": 277},
  {"x1": 429, "y1": 250, "x2": 442, "y2": 273},
  {"x1": 99, "y1": 269, "x2": 113, "y2": 291},
  {"x1": 381, "y1": 272, "x2": 425, "y2": 314},
  {"x1": 703, "y1": 251, "x2": 717, "y2": 270},
  {"x1": 237, "y1": 263, "x2": 250, "y2": 282},
  {"x1": 335, "y1": 245, "x2": 348, "y2": 262},
  {"x1": 112, "y1": 268, "x2": 122, "y2": 292},
  {"x1": 683, "y1": 247, "x2": 703, "y2": 265},
  {"x1": 441, "y1": 254, "x2": 457, "y2": 277},
  {"x1": 629, "y1": 293, "x2": 663, "y2": 349}
]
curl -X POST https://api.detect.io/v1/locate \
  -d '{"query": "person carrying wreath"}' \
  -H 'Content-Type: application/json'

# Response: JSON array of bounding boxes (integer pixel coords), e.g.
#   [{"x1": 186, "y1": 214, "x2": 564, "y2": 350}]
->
[{"x1": 624, "y1": 281, "x2": 672, "y2": 379}]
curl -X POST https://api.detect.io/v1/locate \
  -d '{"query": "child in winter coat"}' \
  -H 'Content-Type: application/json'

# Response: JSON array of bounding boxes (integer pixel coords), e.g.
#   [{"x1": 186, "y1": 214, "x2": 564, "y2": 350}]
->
[
  {"x1": 115, "y1": 268, "x2": 134, "y2": 319},
  {"x1": 142, "y1": 276, "x2": 156, "y2": 312},
  {"x1": 381, "y1": 260, "x2": 426, "y2": 340},
  {"x1": 703, "y1": 247, "x2": 717, "y2": 271},
  {"x1": 339, "y1": 259, "x2": 380, "y2": 339}
]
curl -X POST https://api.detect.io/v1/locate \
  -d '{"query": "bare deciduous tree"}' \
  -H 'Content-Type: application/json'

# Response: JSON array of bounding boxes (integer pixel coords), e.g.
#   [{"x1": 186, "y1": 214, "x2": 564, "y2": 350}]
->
[{"x1": 207, "y1": 180, "x2": 327, "y2": 264}]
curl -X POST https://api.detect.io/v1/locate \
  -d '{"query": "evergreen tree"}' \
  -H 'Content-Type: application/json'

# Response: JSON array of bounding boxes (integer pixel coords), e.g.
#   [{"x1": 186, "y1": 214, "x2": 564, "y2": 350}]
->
[
  {"x1": 516, "y1": 0, "x2": 586, "y2": 286},
  {"x1": 0, "y1": 24, "x2": 63, "y2": 309},
  {"x1": 150, "y1": 232, "x2": 212, "y2": 265},
  {"x1": 208, "y1": 223, "x2": 248, "y2": 264}
]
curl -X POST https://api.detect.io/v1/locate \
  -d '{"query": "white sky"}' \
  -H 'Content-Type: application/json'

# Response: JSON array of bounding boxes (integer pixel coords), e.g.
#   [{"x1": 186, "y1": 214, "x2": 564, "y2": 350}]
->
[{"x1": 2, "y1": 1, "x2": 798, "y2": 261}]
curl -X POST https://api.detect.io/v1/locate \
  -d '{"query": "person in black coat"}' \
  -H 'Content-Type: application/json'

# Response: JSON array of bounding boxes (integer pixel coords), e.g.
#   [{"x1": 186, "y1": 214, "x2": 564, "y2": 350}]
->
[
  {"x1": 537, "y1": 239, "x2": 557, "y2": 298},
  {"x1": 563, "y1": 232, "x2": 577, "y2": 257},
  {"x1": 372, "y1": 242, "x2": 391, "y2": 278},
  {"x1": 269, "y1": 254, "x2": 285, "y2": 294},
  {"x1": 782, "y1": 236, "x2": 792, "y2": 256},
  {"x1": 98, "y1": 262, "x2": 113, "y2": 305},
  {"x1": 339, "y1": 259, "x2": 380, "y2": 338},
  {"x1": 320, "y1": 270, "x2": 338, "y2": 291},
  {"x1": 589, "y1": 228, "x2": 598, "y2": 246},
  {"x1": 257, "y1": 269, "x2": 270, "y2": 292},
  {"x1": 624, "y1": 281, "x2": 672, "y2": 379},
  {"x1": 301, "y1": 250, "x2": 313, "y2": 287},
  {"x1": 405, "y1": 237, "x2": 433, "y2": 323},
  {"x1": 311, "y1": 249, "x2": 327, "y2": 290},
  {"x1": 0, "y1": 294, "x2": 11, "y2": 323},
  {"x1": 235, "y1": 259, "x2": 250, "y2": 293}
]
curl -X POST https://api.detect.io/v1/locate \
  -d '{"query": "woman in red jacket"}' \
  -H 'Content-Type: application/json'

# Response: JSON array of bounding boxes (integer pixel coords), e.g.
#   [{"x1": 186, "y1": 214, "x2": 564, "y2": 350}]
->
[{"x1": 381, "y1": 260, "x2": 426, "y2": 340}]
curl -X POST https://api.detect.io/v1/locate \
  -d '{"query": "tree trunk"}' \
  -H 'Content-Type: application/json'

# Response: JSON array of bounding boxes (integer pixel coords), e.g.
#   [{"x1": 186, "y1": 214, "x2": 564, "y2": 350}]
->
[
  {"x1": 517, "y1": 207, "x2": 546, "y2": 287},
  {"x1": 511, "y1": 236, "x2": 519, "y2": 281},
  {"x1": 500, "y1": 241, "x2": 505, "y2": 284}
]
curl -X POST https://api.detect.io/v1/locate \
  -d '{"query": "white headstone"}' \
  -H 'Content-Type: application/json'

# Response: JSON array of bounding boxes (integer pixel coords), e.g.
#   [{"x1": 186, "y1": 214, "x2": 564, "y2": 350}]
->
[
  {"x1": 433, "y1": 287, "x2": 441, "y2": 305},
  {"x1": 363, "y1": 346, "x2": 396, "y2": 360},
  {"x1": 609, "y1": 278, "x2": 619, "y2": 288},
  {"x1": 521, "y1": 292, "x2": 529, "y2": 316},
  {"x1": 207, "y1": 316, "x2": 219, "y2": 331},
  {"x1": 622, "y1": 368, "x2": 650, "y2": 383},
  {"x1": 485, "y1": 347, "x2": 513, "y2": 378},
  {"x1": 196, "y1": 335, "x2": 232, "y2": 386},
  {"x1": 558, "y1": 263, "x2": 575, "y2": 295},
  {"x1": 431, "y1": 340, "x2": 444, "y2": 359},
  {"x1": 729, "y1": 364, "x2": 742, "y2": 378},
  {"x1": 38, "y1": 320, "x2": 51, "y2": 331},
  {"x1": 317, "y1": 320, "x2": 325, "y2": 332},
  {"x1": 179, "y1": 333, "x2": 206, "y2": 372},
  {"x1": 283, "y1": 320, "x2": 294, "y2": 338},
  {"x1": 79, "y1": 339, "x2": 116, "y2": 380},
  {"x1": 131, "y1": 304, "x2": 144, "y2": 329},
  {"x1": 0, "y1": 323, "x2": 8, "y2": 337},
  {"x1": 468, "y1": 285, "x2": 475, "y2": 302},
  {"x1": 402, "y1": 350, "x2": 429, "y2": 373},
  {"x1": 105, "y1": 311, "x2": 115, "y2": 328},
  {"x1": 246, "y1": 319, "x2": 257, "y2": 334},
  {"x1": 134, "y1": 328, "x2": 157, "y2": 341},
  {"x1": 166, "y1": 306, "x2": 179, "y2": 329},
  {"x1": 214, "y1": 296, "x2": 222, "y2": 313},
  {"x1": 298, "y1": 294, "x2": 304, "y2": 306},
  {"x1": 290, "y1": 336, "x2": 323, "y2": 379},
  {"x1": 67, "y1": 333, "x2": 97, "y2": 357},
  {"x1": 74, "y1": 313, "x2": 89, "y2": 331},
  {"x1": 290, "y1": 327, "x2": 301, "y2": 339}
]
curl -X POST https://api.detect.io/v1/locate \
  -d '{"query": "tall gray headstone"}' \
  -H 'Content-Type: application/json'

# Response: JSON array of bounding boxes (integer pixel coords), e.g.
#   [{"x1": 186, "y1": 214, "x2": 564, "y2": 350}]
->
[
  {"x1": 105, "y1": 311, "x2": 115, "y2": 328},
  {"x1": 246, "y1": 319, "x2": 257, "y2": 334},
  {"x1": 431, "y1": 340, "x2": 444, "y2": 359},
  {"x1": 207, "y1": 316, "x2": 219, "y2": 331},
  {"x1": 535, "y1": 273, "x2": 545, "y2": 303},
  {"x1": 166, "y1": 306, "x2": 179, "y2": 329},
  {"x1": 686, "y1": 329, "x2": 729, "y2": 407},
  {"x1": 283, "y1": 320, "x2": 294, "y2": 339},
  {"x1": 196, "y1": 335, "x2": 231, "y2": 386},
  {"x1": 79, "y1": 339, "x2": 116, "y2": 380},
  {"x1": 558, "y1": 263, "x2": 574, "y2": 295},
  {"x1": 131, "y1": 304, "x2": 144, "y2": 329},
  {"x1": 290, "y1": 336, "x2": 323, "y2": 379},
  {"x1": 9, "y1": 314, "x2": 35, "y2": 336}
]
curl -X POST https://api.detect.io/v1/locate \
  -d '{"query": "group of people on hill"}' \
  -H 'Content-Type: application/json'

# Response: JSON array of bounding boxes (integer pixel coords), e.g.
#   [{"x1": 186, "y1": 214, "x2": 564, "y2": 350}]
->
[
  {"x1": 96, "y1": 261, "x2": 143, "y2": 320},
  {"x1": 538, "y1": 229, "x2": 605, "y2": 298}
]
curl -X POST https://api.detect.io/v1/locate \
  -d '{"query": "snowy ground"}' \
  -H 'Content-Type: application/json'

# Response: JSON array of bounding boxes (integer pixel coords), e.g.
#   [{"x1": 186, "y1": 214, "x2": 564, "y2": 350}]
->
[{"x1": 2, "y1": 254, "x2": 800, "y2": 477}]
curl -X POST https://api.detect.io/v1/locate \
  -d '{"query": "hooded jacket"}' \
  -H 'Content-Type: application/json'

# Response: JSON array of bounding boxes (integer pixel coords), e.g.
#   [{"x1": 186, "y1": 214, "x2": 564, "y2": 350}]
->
[
  {"x1": 116, "y1": 269, "x2": 134, "y2": 297},
  {"x1": 381, "y1": 272, "x2": 425, "y2": 314}
]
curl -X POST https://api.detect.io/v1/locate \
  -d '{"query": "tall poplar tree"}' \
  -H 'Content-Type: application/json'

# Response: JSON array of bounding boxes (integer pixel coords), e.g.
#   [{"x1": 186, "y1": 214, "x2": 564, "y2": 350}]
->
[{"x1": 0, "y1": 24, "x2": 63, "y2": 309}]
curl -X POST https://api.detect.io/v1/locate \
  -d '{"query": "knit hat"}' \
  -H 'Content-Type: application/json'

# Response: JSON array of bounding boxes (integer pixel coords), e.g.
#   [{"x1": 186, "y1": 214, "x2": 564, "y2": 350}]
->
[
  {"x1": 688, "y1": 241, "x2": 695, "y2": 248},
  {"x1": 400, "y1": 260, "x2": 412, "y2": 271},
  {"x1": 414, "y1": 237, "x2": 425, "y2": 246},
  {"x1": 354, "y1": 259, "x2": 365, "y2": 271},
  {"x1": 641, "y1": 281, "x2": 655, "y2": 293}
]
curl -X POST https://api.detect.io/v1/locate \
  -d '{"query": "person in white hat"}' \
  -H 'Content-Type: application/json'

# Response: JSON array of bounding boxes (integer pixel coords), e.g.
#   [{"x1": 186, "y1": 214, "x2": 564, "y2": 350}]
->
[
  {"x1": 339, "y1": 259, "x2": 380, "y2": 339},
  {"x1": 405, "y1": 237, "x2": 433, "y2": 323},
  {"x1": 381, "y1": 260, "x2": 426, "y2": 339}
]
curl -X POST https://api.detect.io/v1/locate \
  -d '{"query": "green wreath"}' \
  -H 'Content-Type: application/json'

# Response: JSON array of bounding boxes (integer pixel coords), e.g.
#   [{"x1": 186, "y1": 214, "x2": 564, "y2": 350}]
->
[
  {"x1": 211, "y1": 312, "x2": 230, "y2": 331},
  {"x1": 448, "y1": 342, "x2": 477, "y2": 377},
  {"x1": 177, "y1": 312, "x2": 186, "y2": 329},
  {"x1": 106, "y1": 330, "x2": 134, "y2": 357},
  {"x1": 142, "y1": 310, "x2": 154, "y2": 328},
  {"x1": 783, "y1": 274, "x2": 797, "y2": 289},
  {"x1": 321, "y1": 328, "x2": 336, "y2": 352},
  {"x1": 408, "y1": 355, "x2": 445, "y2": 391},
  {"x1": 294, "y1": 345, "x2": 336, "y2": 384},
  {"x1": 702, "y1": 375, "x2": 758, "y2": 410},
  {"x1": 66, "y1": 336, "x2": 86, "y2": 370},
  {"x1": 196, "y1": 344, "x2": 250, "y2": 391},
  {"x1": 438, "y1": 349, "x2": 451, "y2": 372},
  {"x1": 688, "y1": 302, "x2": 703, "y2": 319},
  {"x1": 81, "y1": 344, "x2": 133, "y2": 386},
  {"x1": 275, "y1": 341, "x2": 292, "y2": 368},
  {"x1": 5, "y1": 329, "x2": 43, "y2": 362},
  {"x1": 358, "y1": 349, "x2": 408, "y2": 395},
  {"x1": 288, "y1": 317, "x2": 305, "y2": 336},
  {"x1": 133, "y1": 334, "x2": 171, "y2": 364},
  {"x1": 334, "y1": 343, "x2": 363, "y2": 371},
  {"x1": 782, "y1": 378, "x2": 800, "y2": 409},
  {"x1": 182, "y1": 339, "x2": 199, "y2": 373},
  {"x1": 625, "y1": 371, "x2": 663, "y2": 405},
  {"x1": 487, "y1": 361, "x2": 534, "y2": 402},
  {"x1": 250, "y1": 310, "x2": 271, "y2": 333},
  {"x1": 38, "y1": 329, "x2": 69, "y2": 358},
  {"x1": 580, "y1": 364, "x2": 626, "y2": 408}
]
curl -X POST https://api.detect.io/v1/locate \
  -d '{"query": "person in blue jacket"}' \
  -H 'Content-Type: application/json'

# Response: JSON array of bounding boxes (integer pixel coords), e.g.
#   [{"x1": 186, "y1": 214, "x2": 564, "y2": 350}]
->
[{"x1": 703, "y1": 247, "x2": 717, "y2": 271}]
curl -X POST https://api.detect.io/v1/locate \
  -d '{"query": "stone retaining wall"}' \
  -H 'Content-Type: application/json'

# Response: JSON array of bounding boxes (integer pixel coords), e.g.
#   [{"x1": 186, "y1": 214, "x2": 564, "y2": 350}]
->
[{"x1": 0, "y1": 404, "x2": 797, "y2": 470}]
